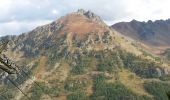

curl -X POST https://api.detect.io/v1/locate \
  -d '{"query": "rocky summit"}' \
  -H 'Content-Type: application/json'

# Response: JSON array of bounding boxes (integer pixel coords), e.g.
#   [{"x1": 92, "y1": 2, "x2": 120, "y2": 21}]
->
[{"x1": 0, "y1": 9, "x2": 170, "y2": 100}]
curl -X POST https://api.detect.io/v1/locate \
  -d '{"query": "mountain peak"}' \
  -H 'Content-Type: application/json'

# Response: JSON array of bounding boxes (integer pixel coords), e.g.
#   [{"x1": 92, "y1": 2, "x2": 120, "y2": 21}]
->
[
  {"x1": 76, "y1": 9, "x2": 103, "y2": 24},
  {"x1": 51, "y1": 9, "x2": 108, "y2": 38},
  {"x1": 77, "y1": 9, "x2": 86, "y2": 14}
]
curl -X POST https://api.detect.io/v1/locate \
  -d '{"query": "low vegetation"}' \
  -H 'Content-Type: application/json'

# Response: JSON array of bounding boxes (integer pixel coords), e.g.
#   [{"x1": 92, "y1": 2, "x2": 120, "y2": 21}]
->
[
  {"x1": 67, "y1": 91, "x2": 88, "y2": 100},
  {"x1": 28, "y1": 82, "x2": 59, "y2": 100},
  {"x1": 119, "y1": 51, "x2": 161, "y2": 78},
  {"x1": 71, "y1": 55, "x2": 92, "y2": 75},
  {"x1": 91, "y1": 74, "x2": 151, "y2": 100},
  {"x1": 164, "y1": 49, "x2": 170, "y2": 60},
  {"x1": 65, "y1": 79, "x2": 88, "y2": 92},
  {"x1": 159, "y1": 74, "x2": 170, "y2": 81},
  {"x1": 94, "y1": 49, "x2": 162, "y2": 78},
  {"x1": 96, "y1": 51, "x2": 123, "y2": 73},
  {"x1": 144, "y1": 81, "x2": 170, "y2": 100}
]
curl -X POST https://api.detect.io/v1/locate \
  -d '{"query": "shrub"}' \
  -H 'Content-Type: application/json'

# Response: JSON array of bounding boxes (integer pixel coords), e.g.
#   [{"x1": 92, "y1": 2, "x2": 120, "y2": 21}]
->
[
  {"x1": 159, "y1": 74, "x2": 170, "y2": 81},
  {"x1": 96, "y1": 51, "x2": 123, "y2": 73},
  {"x1": 67, "y1": 91, "x2": 88, "y2": 100},
  {"x1": 144, "y1": 81, "x2": 170, "y2": 100},
  {"x1": 65, "y1": 79, "x2": 88, "y2": 92},
  {"x1": 71, "y1": 55, "x2": 92, "y2": 75},
  {"x1": 30, "y1": 82, "x2": 59, "y2": 100},
  {"x1": 119, "y1": 50, "x2": 161, "y2": 78},
  {"x1": 91, "y1": 74, "x2": 151, "y2": 100}
]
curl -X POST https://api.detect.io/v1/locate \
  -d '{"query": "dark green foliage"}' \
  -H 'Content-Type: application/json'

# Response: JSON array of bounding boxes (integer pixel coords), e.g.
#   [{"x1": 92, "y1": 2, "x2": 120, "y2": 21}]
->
[
  {"x1": 103, "y1": 83, "x2": 150, "y2": 100},
  {"x1": 91, "y1": 74, "x2": 151, "y2": 100},
  {"x1": 29, "y1": 82, "x2": 59, "y2": 100},
  {"x1": 97, "y1": 58, "x2": 114, "y2": 73},
  {"x1": 159, "y1": 74, "x2": 170, "y2": 81},
  {"x1": 46, "y1": 47, "x2": 67, "y2": 70},
  {"x1": 92, "y1": 74, "x2": 106, "y2": 98},
  {"x1": 71, "y1": 64, "x2": 85, "y2": 74},
  {"x1": 30, "y1": 83, "x2": 46, "y2": 100},
  {"x1": 67, "y1": 91, "x2": 88, "y2": 100},
  {"x1": 71, "y1": 55, "x2": 92, "y2": 75},
  {"x1": 45, "y1": 33, "x2": 68, "y2": 70},
  {"x1": 95, "y1": 49, "x2": 161, "y2": 78},
  {"x1": 96, "y1": 51, "x2": 123, "y2": 73},
  {"x1": 167, "y1": 91, "x2": 170, "y2": 100},
  {"x1": 17, "y1": 39, "x2": 40, "y2": 57},
  {"x1": 144, "y1": 81, "x2": 170, "y2": 100},
  {"x1": 119, "y1": 50, "x2": 161, "y2": 78}
]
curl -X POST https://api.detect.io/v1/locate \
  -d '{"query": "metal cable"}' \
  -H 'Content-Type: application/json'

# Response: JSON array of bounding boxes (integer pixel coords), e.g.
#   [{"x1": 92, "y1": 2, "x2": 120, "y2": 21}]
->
[
  {"x1": 0, "y1": 90, "x2": 9, "y2": 100},
  {"x1": 15, "y1": 68, "x2": 54, "y2": 100},
  {"x1": 6, "y1": 77, "x2": 31, "y2": 100},
  {"x1": 0, "y1": 55, "x2": 54, "y2": 100}
]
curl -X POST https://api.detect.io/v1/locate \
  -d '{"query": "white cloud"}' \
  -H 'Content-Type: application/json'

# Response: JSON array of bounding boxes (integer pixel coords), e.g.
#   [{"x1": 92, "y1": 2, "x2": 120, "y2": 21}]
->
[
  {"x1": 0, "y1": 20, "x2": 52, "y2": 36},
  {"x1": 0, "y1": 0, "x2": 170, "y2": 36},
  {"x1": 122, "y1": 0, "x2": 170, "y2": 21},
  {"x1": 52, "y1": 9, "x2": 59, "y2": 15}
]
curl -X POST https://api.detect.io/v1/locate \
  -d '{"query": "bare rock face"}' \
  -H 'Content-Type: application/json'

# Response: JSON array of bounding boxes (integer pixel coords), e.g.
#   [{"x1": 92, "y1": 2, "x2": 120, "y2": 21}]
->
[
  {"x1": 0, "y1": 72, "x2": 8, "y2": 84},
  {"x1": 155, "y1": 68, "x2": 162, "y2": 77},
  {"x1": 77, "y1": 9, "x2": 86, "y2": 14},
  {"x1": 77, "y1": 9, "x2": 104, "y2": 24},
  {"x1": 163, "y1": 68, "x2": 170, "y2": 75},
  {"x1": 154, "y1": 67, "x2": 170, "y2": 77}
]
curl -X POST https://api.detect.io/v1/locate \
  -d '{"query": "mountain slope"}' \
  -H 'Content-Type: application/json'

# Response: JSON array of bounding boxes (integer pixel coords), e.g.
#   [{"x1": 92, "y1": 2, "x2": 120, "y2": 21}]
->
[{"x1": 0, "y1": 10, "x2": 170, "y2": 100}]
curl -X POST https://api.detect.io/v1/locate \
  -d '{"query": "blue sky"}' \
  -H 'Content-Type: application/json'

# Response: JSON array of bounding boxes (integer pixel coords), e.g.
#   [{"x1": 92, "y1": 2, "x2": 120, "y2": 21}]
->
[{"x1": 0, "y1": 0, "x2": 170, "y2": 36}]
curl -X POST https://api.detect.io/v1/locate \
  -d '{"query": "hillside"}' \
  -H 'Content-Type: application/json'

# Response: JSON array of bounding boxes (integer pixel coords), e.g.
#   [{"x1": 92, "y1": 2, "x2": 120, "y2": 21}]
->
[
  {"x1": 0, "y1": 9, "x2": 170, "y2": 100},
  {"x1": 112, "y1": 19, "x2": 170, "y2": 54}
]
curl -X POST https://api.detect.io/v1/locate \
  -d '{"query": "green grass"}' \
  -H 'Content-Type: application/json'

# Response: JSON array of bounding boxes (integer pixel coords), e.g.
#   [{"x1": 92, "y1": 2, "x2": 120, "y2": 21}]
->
[
  {"x1": 91, "y1": 74, "x2": 151, "y2": 100},
  {"x1": 67, "y1": 91, "x2": 88, "y2": 100},
  {"x1": 29, "y1": 82, "x2": 59, "y2": 100},
  {"x1": 65, "y1": 79, "x2": 88, "y2": 92},
  {"x1": 144, "y1": 81, "x2": 170, "y2": 100}
]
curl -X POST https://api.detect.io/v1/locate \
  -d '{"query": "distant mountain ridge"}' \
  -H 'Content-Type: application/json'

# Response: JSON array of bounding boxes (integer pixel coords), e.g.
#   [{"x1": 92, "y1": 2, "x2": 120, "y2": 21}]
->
[{"x1": 112, "y1": 19, "x2": 170, "y2": 47}]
